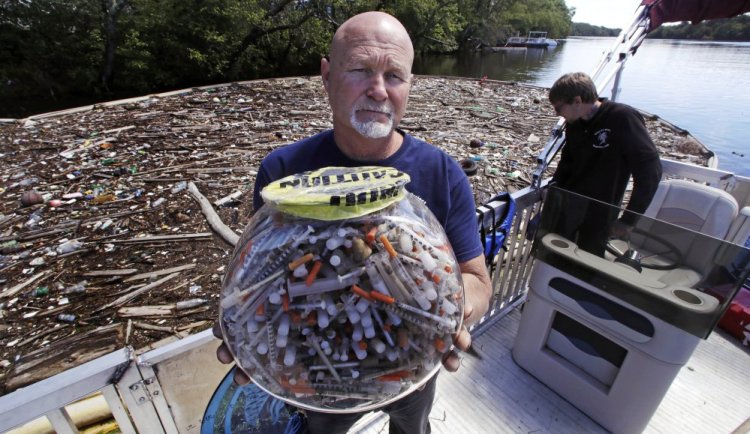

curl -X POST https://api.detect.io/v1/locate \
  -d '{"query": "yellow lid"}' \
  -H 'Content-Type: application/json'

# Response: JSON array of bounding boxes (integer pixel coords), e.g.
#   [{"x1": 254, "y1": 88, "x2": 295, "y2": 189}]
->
[{"x1": 261, "y1": 166, "x2": 410, "y2": 220}]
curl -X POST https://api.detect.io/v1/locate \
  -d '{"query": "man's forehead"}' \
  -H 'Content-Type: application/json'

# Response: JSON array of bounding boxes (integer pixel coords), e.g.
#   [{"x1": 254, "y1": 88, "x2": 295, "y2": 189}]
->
[
  {"x1": 333, "y1": 37, "x2": 412, "y2": 68},
  {"x1": 341, "y1": 46, "x2": 410, "y2": 67}
]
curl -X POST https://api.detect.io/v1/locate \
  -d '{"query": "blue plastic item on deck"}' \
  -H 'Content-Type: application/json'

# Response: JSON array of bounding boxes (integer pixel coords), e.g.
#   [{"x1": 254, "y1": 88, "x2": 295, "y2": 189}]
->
[
  {"x1": 202, "y1": 367, "x2": 306, "y2": 434},
  {"x1": 481, "y1": 192, "x2": 516, "y2": 260}
]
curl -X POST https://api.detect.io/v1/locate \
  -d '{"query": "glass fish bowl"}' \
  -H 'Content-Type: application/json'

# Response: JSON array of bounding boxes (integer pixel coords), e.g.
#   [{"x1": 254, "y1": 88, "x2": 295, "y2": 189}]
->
[{"x1": 219, "y1": 166, "x2": 464, "y2": 412}]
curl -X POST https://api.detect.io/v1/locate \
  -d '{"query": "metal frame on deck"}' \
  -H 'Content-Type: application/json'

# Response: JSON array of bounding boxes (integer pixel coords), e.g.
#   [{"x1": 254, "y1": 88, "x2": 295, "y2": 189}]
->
[
  {"x1": 472, "y1": 184, "x2": 544, "y2": 336},
  {"x1": 0, "y1": 348, "x2": 138, "y2": 433}
]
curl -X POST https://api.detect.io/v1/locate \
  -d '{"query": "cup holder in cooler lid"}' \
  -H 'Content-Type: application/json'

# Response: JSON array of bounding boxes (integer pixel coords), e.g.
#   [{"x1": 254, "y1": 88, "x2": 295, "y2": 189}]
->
[{"x1": 672, "y1": 288, "x2": 703, "y2": 305}]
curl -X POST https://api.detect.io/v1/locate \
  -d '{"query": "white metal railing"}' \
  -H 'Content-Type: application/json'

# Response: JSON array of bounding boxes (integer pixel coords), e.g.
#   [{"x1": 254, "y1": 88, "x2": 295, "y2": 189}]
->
[
  {"x1": 0, "y1": 348, "x2": 138, "y2": 433},
  {"x1": 472, "y1": 184, "x2": 543, "y2": 336}
]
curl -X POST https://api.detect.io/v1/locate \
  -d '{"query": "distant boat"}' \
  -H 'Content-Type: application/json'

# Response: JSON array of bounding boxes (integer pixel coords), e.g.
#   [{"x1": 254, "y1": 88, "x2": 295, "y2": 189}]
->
[{"x1": 506, "y1": 31, "x2": 558, "y2": 48}]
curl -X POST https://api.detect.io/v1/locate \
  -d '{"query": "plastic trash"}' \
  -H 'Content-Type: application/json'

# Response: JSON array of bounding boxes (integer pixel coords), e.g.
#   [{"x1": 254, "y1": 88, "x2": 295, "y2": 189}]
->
[
  {"x1": 63, "y1": 281, "x2": 87, "y2": 294},
  {"x1": 25, "y1": 211, "x2": 42, "y2": 228},
  {"x1": 32, "y1": 287, "x2": 49, "y2": 297},
  {"x1": 175, "y1": 298, "x2": 207, "y2": 310},
  {"x1": 171, "y1": 181, "x2": 188, "y2": 194},
  {"x1": 19, "y1": 177, "x2": 39, "y2": 187},
  {"x1": 151, "y1": 197, "x2": 166, "y2": 208},
  {"x1": 58, "y1": 240, "x2": 83, "y2": 254},
  {"x1": 56, "y1": 314, "x2": 76, "y2": 323}
]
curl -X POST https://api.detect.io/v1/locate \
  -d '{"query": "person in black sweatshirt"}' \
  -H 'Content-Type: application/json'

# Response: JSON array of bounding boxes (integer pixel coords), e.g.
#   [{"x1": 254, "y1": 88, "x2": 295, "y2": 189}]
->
[{"x1": 547, "y1": 72, "x2": 662, "y2": 256}]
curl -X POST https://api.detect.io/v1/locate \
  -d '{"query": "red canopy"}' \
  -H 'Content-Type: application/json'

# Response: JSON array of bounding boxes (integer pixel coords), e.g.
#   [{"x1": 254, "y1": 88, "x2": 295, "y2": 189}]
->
[{"x1": 641, "y1": 0, "x2": 750, "y2": 31}]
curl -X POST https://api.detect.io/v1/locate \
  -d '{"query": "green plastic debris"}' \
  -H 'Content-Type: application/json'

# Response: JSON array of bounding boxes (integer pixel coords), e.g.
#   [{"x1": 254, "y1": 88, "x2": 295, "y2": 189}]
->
[{"x1": 32, "y1": 286, "x2": 49, "y2": 297}]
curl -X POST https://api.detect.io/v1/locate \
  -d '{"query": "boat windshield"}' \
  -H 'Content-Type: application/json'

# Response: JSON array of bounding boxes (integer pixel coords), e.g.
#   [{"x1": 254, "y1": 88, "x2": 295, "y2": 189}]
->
[{"x1": 533, "y1": 186, "x2": 750, "y2": 339}]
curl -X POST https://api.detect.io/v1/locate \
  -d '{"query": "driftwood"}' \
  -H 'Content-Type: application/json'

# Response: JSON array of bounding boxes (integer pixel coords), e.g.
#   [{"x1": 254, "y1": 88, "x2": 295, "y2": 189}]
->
[
  {"x1": 0, "y1": 271, "x2": 51, "y2": 299},
  {"x1": 6, "y1": 323, "x2": 124, "y2": 392},
  {"x1": 188, "y1": 181, "x2": 239, "y2": 246},
  {"x1": 117, "y1": 299, "x2": 207, "y2": 317},
  {"x1": 14, "y1": 325, "x2": 72, "y2": 348},
  {"x1": 132, "y1": 319, "x2": 209, "y2": 334},
  {"x1": 123, "y1": 263, "x2": 196, "y2": 282},
  {"x1": 133, "y1": 321, "x2": 173, "y2": 332},
  {"x1": 118, "y1": 305, "x2": 175, "y2": 317},
  {"x1": 81, "y1": 269, "x2": 139, "y2": 277},
  {"x1": 99, "y1": 272, "x2": 181, "y2": 311},
  {"x1": 106, "y1": 233, "x2": 213, "y2": 244}
]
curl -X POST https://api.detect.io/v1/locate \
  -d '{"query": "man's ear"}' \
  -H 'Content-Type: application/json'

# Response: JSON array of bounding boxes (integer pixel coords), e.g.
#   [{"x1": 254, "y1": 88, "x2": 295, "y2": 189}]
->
[{"x1": 321, "y1": 56, "x2": 330, "y2": 92}]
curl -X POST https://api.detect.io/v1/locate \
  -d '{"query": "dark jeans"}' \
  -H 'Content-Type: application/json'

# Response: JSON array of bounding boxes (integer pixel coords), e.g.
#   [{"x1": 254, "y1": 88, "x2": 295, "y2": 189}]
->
[
  {"x1": 546, "y1": 189, "x2": 617, "y2": 257},
  {"x1": 305, "y1": 374, "x2": 437, "y2": 434}
]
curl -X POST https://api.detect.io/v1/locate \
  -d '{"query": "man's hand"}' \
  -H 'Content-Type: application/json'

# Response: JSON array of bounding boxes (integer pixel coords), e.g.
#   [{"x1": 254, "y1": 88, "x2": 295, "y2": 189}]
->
[
  {"x1": 443, "y1": 254, "x2": 492, "y2": 372},
  {"x1": 442, "y1": 325, "x2": 472, "y2": 371},
  {"x1": 213, "y1": 322, "x2": 251, "y2": 385}
]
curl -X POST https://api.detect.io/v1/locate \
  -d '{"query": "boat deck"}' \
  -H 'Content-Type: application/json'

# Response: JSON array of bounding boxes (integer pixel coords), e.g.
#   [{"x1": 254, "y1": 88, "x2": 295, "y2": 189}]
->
[{"x1": 354, "y1": 308, "x2": 750, "y2": 434}]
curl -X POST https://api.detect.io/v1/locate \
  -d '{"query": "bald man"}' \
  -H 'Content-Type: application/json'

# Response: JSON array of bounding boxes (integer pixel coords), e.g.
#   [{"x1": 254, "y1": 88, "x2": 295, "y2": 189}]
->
[{"x1": 215, "y1": 12, "x2": 492, "y2": 433}]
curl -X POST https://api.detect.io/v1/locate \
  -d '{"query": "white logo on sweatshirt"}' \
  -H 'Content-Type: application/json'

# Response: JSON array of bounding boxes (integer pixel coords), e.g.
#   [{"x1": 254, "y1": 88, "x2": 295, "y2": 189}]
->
[{"x1": 593, "y1": 129, "x2": 611, "y2": 149}]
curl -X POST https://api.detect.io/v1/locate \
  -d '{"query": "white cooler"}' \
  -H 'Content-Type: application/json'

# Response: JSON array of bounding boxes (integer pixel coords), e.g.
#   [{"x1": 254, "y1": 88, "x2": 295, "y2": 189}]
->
[{"x1": 512, "y1": 234, "x2": 721, "y2": 434}]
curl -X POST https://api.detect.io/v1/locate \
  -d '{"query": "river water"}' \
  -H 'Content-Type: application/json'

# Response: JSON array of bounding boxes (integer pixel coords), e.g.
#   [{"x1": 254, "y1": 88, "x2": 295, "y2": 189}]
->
[{"x1": 414, "y1": 37, "x2": 750, "y2": 176}]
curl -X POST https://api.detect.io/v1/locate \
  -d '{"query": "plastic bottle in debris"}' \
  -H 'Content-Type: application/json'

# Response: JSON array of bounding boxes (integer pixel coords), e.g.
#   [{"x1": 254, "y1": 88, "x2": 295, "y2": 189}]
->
[
  {"x1": 63, "y1": 281, "x2": 87, "y2": 294},
  {"x1": 151, "y1": 197, "x2": 166, "y2": 208},
  {"x1": 171, "y1": 181, "x2": 187, "y2": 194},
  {"x1": 19, "y1": 177, "x2": 39, "y2": 187},
  {"x1": 175, "y1": 298, "x2": 207, "y2": 310},
  {"x1": 58, "y1": 240, "x2": 82, "y2": 254},
  {"x1": 25, "y1": 210, "x2": 42, "y2": 228},
  {"x1": 57, "y1": 314, "x2": 76, "y2": 323},
  {"x1": 32, "y1": 286, "x2": 49, "y2": 297}
]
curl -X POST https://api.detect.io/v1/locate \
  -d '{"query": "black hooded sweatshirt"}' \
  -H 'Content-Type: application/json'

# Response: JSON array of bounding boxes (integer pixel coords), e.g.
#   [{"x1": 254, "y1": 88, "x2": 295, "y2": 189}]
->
[{"x1": 552, "y1": 99, "x2": 662, "y2": 224}]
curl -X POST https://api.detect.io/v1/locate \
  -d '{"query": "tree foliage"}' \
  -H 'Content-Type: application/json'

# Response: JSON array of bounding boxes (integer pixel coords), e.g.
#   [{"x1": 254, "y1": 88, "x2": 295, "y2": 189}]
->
[
  {"x1": 0, "y1": 0, "x2": 581, "y2": 114},
  {"x1": 570, "y1": 22, "x2": 620, "y2": 37},
  {"x1": 648, "y1": 14, "x2": 750, "y2": 40}
]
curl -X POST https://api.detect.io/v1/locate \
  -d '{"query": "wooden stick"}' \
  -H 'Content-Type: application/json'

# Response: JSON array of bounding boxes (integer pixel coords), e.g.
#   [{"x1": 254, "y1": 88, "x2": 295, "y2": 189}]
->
[
  {"x1": 133, "y1": 321, "x2": 173, "y2": 332},
  {"x1": 185, "y1": 167, "x2": 257, "y2": 174},
  {"x1": 187, "y1": 182, "x2": 239, "y2": 246},
  {"x1": 123, "y1": 263, "x2": 196, "y2": 282},
  {"x1": 16, "y1": 325, "x2": 71, "y2": 347},
  {"x1": 1, "y1": 271, "x2": 51, "y2": 299},
  {"x1": 107, "y1": 233, "x2": 212, "y2": 244},
  {"x1": 118, "y1": 305, "x2": 175, "y2": 317},
  {"x1": 125, "y1": 319, "x2": 133, "y2": 345},
  {"x1": 177, "y1": 320, "x2": 209, "y2": 332},
  {"x1": 98, "y1": 272, "x2": 180, "y2": 311},
  {"x1": 82, "y1": 269, "x2": 139, "y2": 277}
]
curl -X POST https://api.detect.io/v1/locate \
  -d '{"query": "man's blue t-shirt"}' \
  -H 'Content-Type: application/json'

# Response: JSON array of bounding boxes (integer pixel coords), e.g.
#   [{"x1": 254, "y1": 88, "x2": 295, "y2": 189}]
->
[{"x1": 252, "y1": 130, "x2": 483, "y2": 263}]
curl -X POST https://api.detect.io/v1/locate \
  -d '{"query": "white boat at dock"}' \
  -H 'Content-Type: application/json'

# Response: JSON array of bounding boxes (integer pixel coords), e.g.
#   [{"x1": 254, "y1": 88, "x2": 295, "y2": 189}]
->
[{"x1": 505, "y1": 31, "x2": 558, "y2": 48}]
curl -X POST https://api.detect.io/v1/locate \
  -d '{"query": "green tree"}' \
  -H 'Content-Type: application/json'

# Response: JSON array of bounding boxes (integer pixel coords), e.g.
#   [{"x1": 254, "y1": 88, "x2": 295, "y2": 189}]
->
[
  {"x1": 0, "y1": 0, "x2": 583, "y2": 115},
  {"x1": 0, "y1": 0, "x2": 103, "y2": 101}
]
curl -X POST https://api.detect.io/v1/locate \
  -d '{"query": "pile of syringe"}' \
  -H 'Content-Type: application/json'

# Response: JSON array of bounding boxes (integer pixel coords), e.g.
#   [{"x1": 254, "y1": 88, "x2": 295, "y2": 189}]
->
[{"x1": 220, "y1": 194, "x2": 464, "y2": 412}]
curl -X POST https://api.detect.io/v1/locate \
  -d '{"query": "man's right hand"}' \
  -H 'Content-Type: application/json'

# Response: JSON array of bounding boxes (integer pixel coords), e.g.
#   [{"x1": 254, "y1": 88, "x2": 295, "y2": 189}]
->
[{"x1": 213, "y1": 322, "x2": 251, "y2": 385}]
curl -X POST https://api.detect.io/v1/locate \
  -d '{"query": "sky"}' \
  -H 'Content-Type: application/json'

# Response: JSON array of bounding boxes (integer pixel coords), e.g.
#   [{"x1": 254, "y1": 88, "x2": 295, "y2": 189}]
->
[{"x1": 565, "y1": 0, "x2": 644, "y2": 29}]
